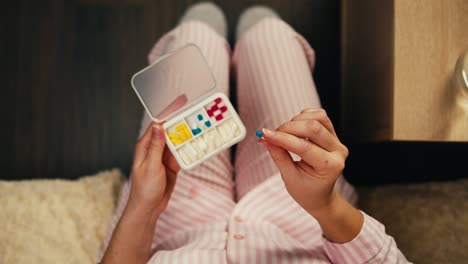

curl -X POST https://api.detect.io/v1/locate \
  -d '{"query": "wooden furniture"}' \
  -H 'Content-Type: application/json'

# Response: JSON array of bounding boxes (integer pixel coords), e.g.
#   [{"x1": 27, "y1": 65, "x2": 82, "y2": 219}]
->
[
  {"x1": 5, "y1": 0, "x2": 342, "y2": 180},
  {"x1": 341, "y1": 0, "x2": 468, "y2": 141}
]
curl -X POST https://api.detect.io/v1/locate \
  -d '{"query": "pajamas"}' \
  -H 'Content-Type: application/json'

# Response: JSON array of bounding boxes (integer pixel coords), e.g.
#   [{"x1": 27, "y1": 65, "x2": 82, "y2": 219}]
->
[{"x1": 99, "y1": 18, "x2": 408, "y2": 263}]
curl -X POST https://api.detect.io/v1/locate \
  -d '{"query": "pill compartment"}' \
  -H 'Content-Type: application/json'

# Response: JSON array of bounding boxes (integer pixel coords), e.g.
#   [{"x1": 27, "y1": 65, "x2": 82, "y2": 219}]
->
[
  {"x1": 195, "y1": 129, "x2": 224, "y2": 154},
  {"x1": 185, "y1": 109, "x2": 212, "y2": 136},
  {"x1": 131, "y1": 44, "x2": 246, "y2": 170},
  {"x1": 166, "y1": 120, "x2": 193, "y2": 146},
  {"x1": 205, "y1": 97, "x2": 232, "y2": 123},
  {"x1": 216, "y1": 117, "x2": 243, "y2": 144},
  {"x1": 176, "y1": 139, "x2": 205, "y2": 166}
]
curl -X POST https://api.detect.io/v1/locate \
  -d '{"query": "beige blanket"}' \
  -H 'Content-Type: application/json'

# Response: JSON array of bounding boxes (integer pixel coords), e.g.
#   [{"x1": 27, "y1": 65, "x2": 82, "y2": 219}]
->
[{"x1": 0, "y1": 169, "x2": 124, "y2": 264}]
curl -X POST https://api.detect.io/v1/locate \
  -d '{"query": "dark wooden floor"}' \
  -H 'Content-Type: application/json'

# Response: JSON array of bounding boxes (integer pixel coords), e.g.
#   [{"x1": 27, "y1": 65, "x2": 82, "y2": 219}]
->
[{"x1": 3, "y1": 0, "x2": 467, "y2": 184}]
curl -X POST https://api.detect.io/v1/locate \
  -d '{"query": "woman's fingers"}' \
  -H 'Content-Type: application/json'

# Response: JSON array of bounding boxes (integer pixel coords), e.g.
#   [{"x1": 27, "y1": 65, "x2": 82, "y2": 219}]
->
[
  {"x1": 134, "y1": 123, "x2": 166, "y2": 169},
  {"x1": 294, "y1": 109, "x2": 336, "y2": 136},
  {"x1": 260, "y1": 139, "x2": 297, "y2": 178},
  {"x1": 164, "y1": 167, "x2": 178, "y2": 197},
  {"x1": 146, "y1": 125, "x2": 166, "y2": 166},
  {"x1": 164, "y1": 146, "x2": 180, "y2": 175},
  {"x1": 277, "y1": 120, "x2": 341, "y2": 153},
  {"x1": 262, "y1": 128, "x2": 342, "y2": 175},
  {"x1": 133, "y1": 123, "x2": 154, "y2": 168}
]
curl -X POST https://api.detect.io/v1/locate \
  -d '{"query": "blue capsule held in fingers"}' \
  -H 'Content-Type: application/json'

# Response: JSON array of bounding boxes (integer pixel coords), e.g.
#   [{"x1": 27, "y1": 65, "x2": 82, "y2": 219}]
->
[{"x1": 255, "y1": 130, "x2": 263, "y2": 138}]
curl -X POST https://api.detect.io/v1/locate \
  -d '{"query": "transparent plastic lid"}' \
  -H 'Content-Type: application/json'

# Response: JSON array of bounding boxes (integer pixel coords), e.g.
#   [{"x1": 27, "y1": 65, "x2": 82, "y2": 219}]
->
[{"x1": 131, "y1": 44, "x2": 216, "y2": 122}]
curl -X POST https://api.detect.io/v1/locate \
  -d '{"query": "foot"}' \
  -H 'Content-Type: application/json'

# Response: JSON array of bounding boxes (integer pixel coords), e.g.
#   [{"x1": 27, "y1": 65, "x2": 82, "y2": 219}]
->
[
  {"x1": 236, "y1": 6, "x2": 279, "y2": 40},
  {"x1": 179, "y1": 2, "x2": 227, "y2": 38}
]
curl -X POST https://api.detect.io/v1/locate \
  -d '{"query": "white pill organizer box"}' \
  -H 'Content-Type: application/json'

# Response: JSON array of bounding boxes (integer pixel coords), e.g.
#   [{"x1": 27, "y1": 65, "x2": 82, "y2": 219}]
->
[{"x1": 131, "y1": 44, "x2": 246, "y2": 170}]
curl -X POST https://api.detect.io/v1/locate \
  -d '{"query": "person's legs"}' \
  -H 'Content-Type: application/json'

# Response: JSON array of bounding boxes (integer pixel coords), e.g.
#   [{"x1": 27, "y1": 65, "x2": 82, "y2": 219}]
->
[
  {"x1": 233, "y1": 15, "x2": 321, "y2": 199},
  {"x1": 98, "y1": 4, "x2": 234, "y2": 260},
  {"x1": 233, "y1": 11, "x2": 357, "y2": 203},
  {"x1": 142, "y1": 19, "x2": 236, "y2": 250},
  {"x1": 141, "y1": 21, "x2": 233, "y2": 198}
]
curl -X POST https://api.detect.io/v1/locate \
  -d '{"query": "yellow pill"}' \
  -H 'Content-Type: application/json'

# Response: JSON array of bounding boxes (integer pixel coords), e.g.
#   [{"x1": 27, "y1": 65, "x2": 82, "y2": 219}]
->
[
  {"x1": 184, "y1": 130, "x2": 192, "y2": 139},
  {"x1": 171, "y1": 139, "x2": 183, "y2": 144},
  {"x1": 168, "y1": 133, "x2": 180, "y2": 139},
  {"x1": 169, "y1": 134, "x2": 180, "y2": 140},
  {"x1": 170, "y1": 136, "x2": 182, "y2": 141}
]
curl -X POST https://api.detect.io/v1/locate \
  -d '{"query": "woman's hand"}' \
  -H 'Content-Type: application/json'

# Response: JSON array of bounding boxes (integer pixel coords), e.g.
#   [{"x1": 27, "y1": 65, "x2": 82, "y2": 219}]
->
[
  {"x1": 128, "y1": 122, "x2": 180, "y2": 217},
  {"x1": 260, "y1": 109, "x2": 363, "y2": 243},
  {"x1": 102, "y1": 123, "x2": 180, "y2": 264},
  {"x1": 260, "y1": 108, "x2": 363, "y2": 243},
  {"x1": 259, "y1": 108, "x2": 348, "y2": 215}
]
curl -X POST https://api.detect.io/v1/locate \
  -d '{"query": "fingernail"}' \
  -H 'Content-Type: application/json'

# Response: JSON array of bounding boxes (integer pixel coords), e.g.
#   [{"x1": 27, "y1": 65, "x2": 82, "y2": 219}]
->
[
  {"x1": 152, "y1": 125, "x2": 164, "y2": 138},
  {"x1": 262, "y1": 128, "x2": 274, "y2": 136}
]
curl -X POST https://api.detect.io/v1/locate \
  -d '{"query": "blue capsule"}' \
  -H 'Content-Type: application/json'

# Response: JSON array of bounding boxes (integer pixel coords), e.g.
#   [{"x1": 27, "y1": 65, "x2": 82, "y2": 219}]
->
[{"x1": 255, "y1": 130, "x2": 263, "y2": 138}]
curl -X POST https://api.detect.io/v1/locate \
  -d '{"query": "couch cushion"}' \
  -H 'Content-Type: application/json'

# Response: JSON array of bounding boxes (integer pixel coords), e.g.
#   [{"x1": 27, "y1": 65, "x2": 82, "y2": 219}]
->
[{"x1": 358, "y1": 178, "x2": 468, "y2": 263}]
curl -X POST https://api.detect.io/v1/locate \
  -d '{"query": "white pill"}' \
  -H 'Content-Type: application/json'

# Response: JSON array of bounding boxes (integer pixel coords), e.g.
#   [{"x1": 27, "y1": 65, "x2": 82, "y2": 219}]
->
[
  {"x1": 178, "y1": 148, "x2": 191, "y2": 165},
  {"x1": 197, "y1": 138, "x2": 207, "y2": 152},
  {"x1": 187, "y1": 144, "x2": 198, "y2": 157}
]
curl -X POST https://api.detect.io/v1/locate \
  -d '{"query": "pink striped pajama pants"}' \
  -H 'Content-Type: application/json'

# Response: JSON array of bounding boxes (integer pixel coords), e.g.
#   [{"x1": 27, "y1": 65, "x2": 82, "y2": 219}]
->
[{"x1": 99, "y1": 18, "x2": 407, "y2": 264}]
